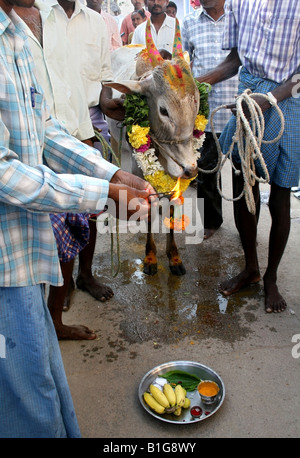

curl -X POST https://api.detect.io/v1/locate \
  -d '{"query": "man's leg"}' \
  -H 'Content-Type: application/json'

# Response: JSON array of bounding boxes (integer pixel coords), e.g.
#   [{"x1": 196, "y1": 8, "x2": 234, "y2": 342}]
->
[
  {"x1": 0, "y1": 285, "x2": 81, "y2": 438},
  {"x1": 263, "y1": 182, "x2": 290, "y2": 313},
  {"x1": 76, "y1": 218, "x2": 114, "y2": 302},
  {"x1": 48, "y1": 259, "x2": 96, "y2": 340},
  {"x1": 197, "y1": 133, "x2": 223, "y2": 239},
  {"x1": 220, "y1": 166, "x2": 261, "y2": 295}
]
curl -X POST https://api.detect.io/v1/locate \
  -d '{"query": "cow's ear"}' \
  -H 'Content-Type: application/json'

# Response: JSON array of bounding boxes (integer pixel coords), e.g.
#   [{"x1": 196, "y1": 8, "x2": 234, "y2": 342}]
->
[{"x1": 103, "y1": 80, "x2": 143, "y2": 94}]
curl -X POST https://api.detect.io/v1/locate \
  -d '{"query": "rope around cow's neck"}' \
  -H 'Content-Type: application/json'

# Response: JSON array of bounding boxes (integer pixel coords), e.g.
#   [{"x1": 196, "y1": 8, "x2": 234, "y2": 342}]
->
[{"x1": 201, "y1": 89, "x2": 285, "y2": 214}]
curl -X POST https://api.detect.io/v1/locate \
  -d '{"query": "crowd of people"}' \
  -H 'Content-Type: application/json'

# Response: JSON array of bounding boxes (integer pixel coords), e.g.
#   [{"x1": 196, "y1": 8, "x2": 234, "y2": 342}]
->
[{"x1": 0, "y1": 0, "x2": 299, "y2": 438}]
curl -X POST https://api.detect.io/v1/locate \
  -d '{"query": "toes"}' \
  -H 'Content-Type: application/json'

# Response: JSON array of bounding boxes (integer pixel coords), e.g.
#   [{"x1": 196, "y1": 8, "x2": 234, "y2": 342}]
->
[
  {"x1": 76, "y1": 276, "x2": 114, "y2": 302},
  {"x1": 265, "y1": 306, "x2": 273, "y2": 313},
  {"x1": 265, "y1": 301, "x2": 287, "y2": 313}
]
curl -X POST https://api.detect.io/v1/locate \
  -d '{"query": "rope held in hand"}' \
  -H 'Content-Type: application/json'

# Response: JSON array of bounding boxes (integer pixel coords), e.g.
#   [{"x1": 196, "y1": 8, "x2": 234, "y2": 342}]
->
[
  {"x1": 199, "y1": 89, "x2": 285, "y2": 214},
  {"x1": 92, "y1": 128, "x2": 122, "y2": 277}
]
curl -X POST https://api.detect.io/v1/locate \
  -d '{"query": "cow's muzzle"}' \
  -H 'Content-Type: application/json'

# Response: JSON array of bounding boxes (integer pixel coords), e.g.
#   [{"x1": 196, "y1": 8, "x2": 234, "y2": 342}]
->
[{"x1": 182, "y1": 165, "x2": 198, "y2": 180}]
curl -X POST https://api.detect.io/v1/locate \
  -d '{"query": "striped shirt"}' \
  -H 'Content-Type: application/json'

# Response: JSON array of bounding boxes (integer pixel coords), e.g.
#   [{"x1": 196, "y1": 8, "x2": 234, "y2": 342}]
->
[
  {"x1": 181, "y1": 7, "x2": 238, "y2": 133},
  {"x1": 223, "y1": 0, "x2": 300, "y2": 83},
  {"x1": 0, "y1": 9, "x2": 119, "y2": 287}
]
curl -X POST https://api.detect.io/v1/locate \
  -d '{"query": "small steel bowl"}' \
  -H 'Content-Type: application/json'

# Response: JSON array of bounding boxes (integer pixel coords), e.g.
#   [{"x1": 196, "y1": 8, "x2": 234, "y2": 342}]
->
[{"x1": 197, "y1": 380, "x2": 220, "y2": 405}]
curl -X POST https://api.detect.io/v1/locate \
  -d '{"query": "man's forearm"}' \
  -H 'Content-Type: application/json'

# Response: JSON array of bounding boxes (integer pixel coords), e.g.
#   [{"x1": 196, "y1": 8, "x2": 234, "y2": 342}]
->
[
  {"x1": 196, "y1": 48, "x2": 241, "y2": 85},
  {"x1": 271, "y1": 72, "x2": 300, "y2": 103},
  {"x1": 99, "y1": 85, "x2": 113, "y2": 110}
]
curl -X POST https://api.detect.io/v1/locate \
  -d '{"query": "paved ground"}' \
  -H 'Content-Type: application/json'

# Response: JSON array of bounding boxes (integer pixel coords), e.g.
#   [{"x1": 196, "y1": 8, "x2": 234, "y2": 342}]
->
[{"x1": 60, "y1": 161, "x2": 300, "y2": 439}]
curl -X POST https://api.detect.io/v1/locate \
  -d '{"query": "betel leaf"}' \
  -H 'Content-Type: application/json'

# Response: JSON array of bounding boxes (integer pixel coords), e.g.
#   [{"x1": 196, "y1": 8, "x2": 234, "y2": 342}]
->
[{"x1": 161, "y1": 370, "x2": 201, "y2": 392}]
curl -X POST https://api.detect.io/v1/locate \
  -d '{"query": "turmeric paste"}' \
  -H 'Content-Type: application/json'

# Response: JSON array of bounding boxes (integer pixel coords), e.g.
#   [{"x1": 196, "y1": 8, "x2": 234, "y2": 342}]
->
[{"x1": 198, "y1": 381, "x2": 219, "y2": 397}]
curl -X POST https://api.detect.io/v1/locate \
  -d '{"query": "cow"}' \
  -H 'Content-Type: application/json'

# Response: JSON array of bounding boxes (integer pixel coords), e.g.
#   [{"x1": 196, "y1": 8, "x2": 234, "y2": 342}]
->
[{"x1": 104, "y1": 20, "x2": 202, "y2": 276}]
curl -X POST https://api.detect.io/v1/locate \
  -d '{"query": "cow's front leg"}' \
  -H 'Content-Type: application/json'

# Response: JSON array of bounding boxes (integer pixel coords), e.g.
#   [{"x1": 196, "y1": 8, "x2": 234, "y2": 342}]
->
[
  {"x1": 166, "y1": 205, "x2": 186, "y2": 276},
  {"x1": 143, "y1": 219, "x2": 158, "y2": 275}
]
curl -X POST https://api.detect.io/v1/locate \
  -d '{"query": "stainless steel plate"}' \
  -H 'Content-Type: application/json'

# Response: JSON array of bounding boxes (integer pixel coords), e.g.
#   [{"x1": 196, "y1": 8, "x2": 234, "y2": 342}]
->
[{"x1": 138, "y1": 360, "x2": 225, "y2": 424}]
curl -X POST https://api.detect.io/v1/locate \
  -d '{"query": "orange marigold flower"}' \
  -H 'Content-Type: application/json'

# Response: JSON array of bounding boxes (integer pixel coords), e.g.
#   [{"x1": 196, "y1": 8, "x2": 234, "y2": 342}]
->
[{"x1": 163, "y1": 215, "x2": 190, "y2": 231}]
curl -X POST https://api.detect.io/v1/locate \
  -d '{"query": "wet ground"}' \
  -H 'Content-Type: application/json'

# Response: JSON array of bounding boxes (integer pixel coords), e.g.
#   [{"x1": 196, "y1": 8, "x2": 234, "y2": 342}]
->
[
  {"x1": 60, "y1": 161, "x2": 300, "y2": 438},
  {"x1": 90, "y1": 231, "x2": 259, "y2": 347}
]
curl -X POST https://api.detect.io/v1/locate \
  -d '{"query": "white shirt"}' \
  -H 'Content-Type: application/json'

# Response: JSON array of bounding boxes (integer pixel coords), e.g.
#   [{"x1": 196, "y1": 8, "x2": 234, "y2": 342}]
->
[
  {"x1": 28, "y1": 0, "x2": 113, "y2": 140},
  {"x1": 131, "y1": 14, "x2": 176, "y2": 53}
]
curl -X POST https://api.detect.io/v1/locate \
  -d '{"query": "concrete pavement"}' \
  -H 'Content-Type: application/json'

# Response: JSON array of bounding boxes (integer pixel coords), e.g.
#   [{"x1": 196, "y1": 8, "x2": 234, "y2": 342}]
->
[{"x1": 60, "y1": 160, "x2": 300, "y2": 438}]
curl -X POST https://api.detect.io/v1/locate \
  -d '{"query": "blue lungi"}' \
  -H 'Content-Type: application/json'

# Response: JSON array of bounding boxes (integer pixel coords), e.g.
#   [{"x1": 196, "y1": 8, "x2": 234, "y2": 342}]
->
[
  {"x1": 0, "y1": 285, "x2": 81, "y2": 438},
  {"x1": 220, "y1": 67, "x2": 300, "y2": 188}
]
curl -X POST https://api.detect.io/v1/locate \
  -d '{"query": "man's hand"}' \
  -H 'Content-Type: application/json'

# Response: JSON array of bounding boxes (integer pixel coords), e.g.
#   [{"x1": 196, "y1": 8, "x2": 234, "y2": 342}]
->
[
  {"x1": 101, "y1": 96, "x2": 125, "y2": 121},
  {"x1": 100, "y1": 85, "x2": 125, "y2": 121},
  {"x1": 109, "y1": 170, "x2": 157, "y2": 220},
  {"x1": 111, "y1": 170, "x2": 155, "y2": 193},
  {"x1": 108, "y1": 183, "x2": 151, "y2": 221},
  {"x1": 226, "y1": 93, "x2": 273, "y2": 119}
]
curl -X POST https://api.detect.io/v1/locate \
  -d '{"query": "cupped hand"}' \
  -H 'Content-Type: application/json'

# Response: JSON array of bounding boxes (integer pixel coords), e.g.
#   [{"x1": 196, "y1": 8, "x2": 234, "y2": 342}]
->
[
  {"x1": 108, "y1": 183, "x2": 153, "y2": 221},
  {"x1": 111, "y1": 170, "x2": 156, "y2": 194},
  {"x1": 226, "y1": 94, "x2": 272, "y2": 119}
]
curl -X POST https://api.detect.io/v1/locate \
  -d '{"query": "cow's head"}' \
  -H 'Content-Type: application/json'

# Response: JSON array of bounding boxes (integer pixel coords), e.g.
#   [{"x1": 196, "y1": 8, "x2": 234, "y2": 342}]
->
[{"x1": 104, "y1": 19, "x2": 200, "y2": 180}]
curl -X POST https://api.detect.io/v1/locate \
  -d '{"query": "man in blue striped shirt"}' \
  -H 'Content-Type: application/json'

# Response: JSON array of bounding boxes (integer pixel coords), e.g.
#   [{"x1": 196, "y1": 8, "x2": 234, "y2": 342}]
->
[
  {"x1": 182, "y1": 0, "x2": 239, "y2": 239},
  {"x1": 196, "y1": 0, "x2": 300, "y2": 314},
  {"x1": 0, "y1": 0, "x2": 154, "y2": 437}
]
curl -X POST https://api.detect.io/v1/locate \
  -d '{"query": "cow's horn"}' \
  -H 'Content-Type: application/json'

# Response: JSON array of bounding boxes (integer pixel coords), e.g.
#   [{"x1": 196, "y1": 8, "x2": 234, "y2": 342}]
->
[
  {"x1": 145, "y1": 19, "x2": 164, "y2": 67},
  {"x1": 172, "y1": 18, "x2": 184, "y2": 59}
]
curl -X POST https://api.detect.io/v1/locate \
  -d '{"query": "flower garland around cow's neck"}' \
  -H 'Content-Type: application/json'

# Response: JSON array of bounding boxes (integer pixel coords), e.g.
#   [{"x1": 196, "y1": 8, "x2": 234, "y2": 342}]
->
[{"x1": 123, "y1": 80, "x2": 211, "y2": 194}]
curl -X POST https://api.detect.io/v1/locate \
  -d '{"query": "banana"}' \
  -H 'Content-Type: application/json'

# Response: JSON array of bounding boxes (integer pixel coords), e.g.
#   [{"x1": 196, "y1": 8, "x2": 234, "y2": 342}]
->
[
  {"x1": 143, "y1": 392, "x2": 165, "y2": 414},
  {"x1": 183, "y1": 397, "x2": 191, "y2": 409},
  {"x1": 150, "y1": 384, "x2": 170, "y2": 408},
  {"x1": 163, "y1": 384, "x2": 176, "y2": 407},
  {"x1": 175, "y1": 384, "x2": 186, "y2": 407},
  {"x1": 173, "y1": 406, "x2": 182, "y2": 416}
]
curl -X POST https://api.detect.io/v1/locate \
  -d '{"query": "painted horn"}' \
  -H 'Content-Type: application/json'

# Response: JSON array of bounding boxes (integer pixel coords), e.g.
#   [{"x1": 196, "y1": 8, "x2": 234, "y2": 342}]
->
[
  {"x1": 172, "y1": 18, "x2": 184, "y2": 59},
  {"x1": 145, "y1": 19, "x2": 164, "y2": 67}
]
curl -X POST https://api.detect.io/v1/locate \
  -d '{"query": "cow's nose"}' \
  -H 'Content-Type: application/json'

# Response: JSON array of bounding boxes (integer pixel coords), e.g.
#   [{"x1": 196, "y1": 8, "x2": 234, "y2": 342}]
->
[{"x1": 182, "y1": 166, "x2": 198, "y2": 179}]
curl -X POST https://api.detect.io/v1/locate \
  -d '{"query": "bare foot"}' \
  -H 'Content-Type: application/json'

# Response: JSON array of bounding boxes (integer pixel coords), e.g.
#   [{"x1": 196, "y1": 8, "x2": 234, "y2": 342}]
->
[
  {"x1": 219, "y1": 270, "x2": 261, "y2": 296},
  {"x1": 55, "y1": 323, "x2": 97, "y2": 340},
  {"x1": 76, "y1": 275, "x2": 114, "y2": 302},
  {"x1": 204, "y1": 228, "x2": 217, "y2": 240},
  {"x1": 263, "y1": 278, "x2": 287, "y2": 313}
]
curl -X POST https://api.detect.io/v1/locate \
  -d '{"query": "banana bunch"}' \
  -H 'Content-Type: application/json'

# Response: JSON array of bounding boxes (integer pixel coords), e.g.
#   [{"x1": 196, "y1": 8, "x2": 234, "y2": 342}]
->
[{"x1": 143, "y1": 383, "x2": 191, "y2": 416}]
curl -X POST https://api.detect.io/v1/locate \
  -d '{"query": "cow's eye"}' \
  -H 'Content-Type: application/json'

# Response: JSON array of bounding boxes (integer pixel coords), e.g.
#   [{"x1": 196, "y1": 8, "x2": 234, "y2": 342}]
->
[{"x1": 160, "y1": 107, "x2": 169, "y2": 117}]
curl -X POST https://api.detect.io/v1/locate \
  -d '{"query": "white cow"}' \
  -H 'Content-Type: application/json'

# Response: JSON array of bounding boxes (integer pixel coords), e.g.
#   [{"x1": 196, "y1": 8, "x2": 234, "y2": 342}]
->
[{"x1": 104, "y1": 29, "x2": 200, "y2": 276}]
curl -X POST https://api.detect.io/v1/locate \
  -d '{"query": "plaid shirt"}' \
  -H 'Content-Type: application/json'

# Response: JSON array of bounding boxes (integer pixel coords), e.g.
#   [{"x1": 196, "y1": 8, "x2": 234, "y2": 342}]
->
[
  {"x1": 223, "y1": 0, "x2": 300, "y2": 83},
  {"x1": 0, "y1": 9, "x2": 119, "y2": 287},
  {"x1": 182, "y1": 7, "x2": 238, "y2": 133}
]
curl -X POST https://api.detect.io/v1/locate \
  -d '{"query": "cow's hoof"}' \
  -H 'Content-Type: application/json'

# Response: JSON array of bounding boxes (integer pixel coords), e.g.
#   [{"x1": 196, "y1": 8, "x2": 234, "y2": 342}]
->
[
  {"x1": 169, "y1": 263, "x2": 186, "y2": 276},
  {"x1": 143, "y1": 263, "x2": 158, "y2": 276}
]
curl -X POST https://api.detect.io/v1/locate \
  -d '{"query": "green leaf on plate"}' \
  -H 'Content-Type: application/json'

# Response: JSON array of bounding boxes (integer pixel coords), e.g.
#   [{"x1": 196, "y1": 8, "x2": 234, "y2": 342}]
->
[{"x1": 161, "y1": 370, "x2": 201, "y2": 392}]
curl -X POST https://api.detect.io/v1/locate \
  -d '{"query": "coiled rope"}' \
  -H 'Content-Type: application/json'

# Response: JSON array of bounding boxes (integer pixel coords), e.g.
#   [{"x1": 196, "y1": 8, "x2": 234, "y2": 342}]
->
[{"x1": 198, "y1": 89, "x2": 285, "y2": 214}]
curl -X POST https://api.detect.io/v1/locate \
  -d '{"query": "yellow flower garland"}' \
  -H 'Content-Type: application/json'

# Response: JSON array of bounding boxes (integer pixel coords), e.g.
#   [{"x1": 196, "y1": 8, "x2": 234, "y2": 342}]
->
[
  {"x1": 194, "y1": 114, "x2": 208, "y2": 133},
  {"x1": 128, "y1": 126, "x2": 150, "y2": 149},
  {"x1": 130, "y1": 116, "x2": 208, "y2": 193},
  {"x1": 144, "y1": 170, "x2": 194, "y2": 194}
]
